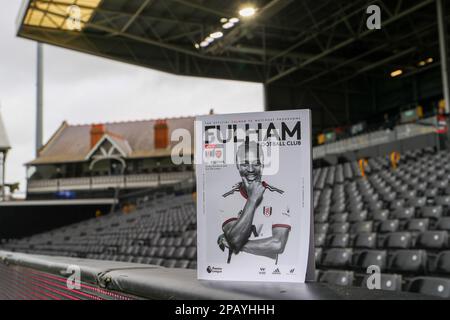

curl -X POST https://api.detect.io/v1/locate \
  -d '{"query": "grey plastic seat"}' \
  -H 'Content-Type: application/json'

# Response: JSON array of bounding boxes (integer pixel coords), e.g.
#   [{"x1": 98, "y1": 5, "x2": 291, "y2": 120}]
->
[
  {"x1": 156, "y1": 247, "x2": 166, "y2": 257},
  {"x1": 174, "y1": 259, "x2": 191, "y2": 269},
  {"x1": 378, "y1": 220, "x2": 400, "y2": 233},
  {"x1": 420, "y1": 206, "x2": 443, "y2": 220},
  {"x1": 391, "y1": 207, "x2": 415, "y2": 220},
  {"x1": 327, "y1": 234, "x2": 350, "y2": 248},
  {"x1": 434, "y1": 251, "x2": 450, "y2": 274},
  {"x1": 407, "y1": 277, "x2": 450, "y2": 298},
  {"x1": 416, "y1": 231, "x2": 448, "y2": 250},
  {"x1": 315, "y1": 247, "x2": 323, "y2": 263},
  {"x1": 388, "y1": 250, "x2": 427, "y2": 273},
  {"x1": 150, "y1": 258, "x2": 164, "y2": 265},
  {"x1": 436, "y1": 196, "x2": 450, "y2": 206},
  {"x1": 162, "y1": 259, "x2": 177, "y2": 268},
  {"x1": 315, "y1": 223, "x2": 329, "y2": 234},
  {"x1": 185, "y1": 246, "x2": 197, "y2": 259},
  {"x1": 372, "y1": 209, "x2": 389, "y2": 222},
  {"x1": 329, "y1": 213, "x2": 348, "y2": 223},
  {"x1": 360, "y1": 274, "x2": 402, "y2": 291},
  {"x1": 329, "y1": 222, "x2": 350, "y2": 234},
  {"x1": 315, "y1": 212, "x2": 329, "y2": 223},
  {"x1": 436, "y1": 217, "x2": 450, "y2": 231},
  {"x1": 384, "y1": 232, "x2": 412, "y2": 249},
  {"x1": 353, "y1": 233, "x2": 377, "y2": 249},
  {"x1": 319, "y1": 270, "x2": 354, "y2": 287},
  {"x1": 321, "y1": 248, "x2": 352, "y2": 268},
  {"x1": 405, "y1": 219, "x2": 429, "y2": 233},
  {"x1": 390, "y1": 199, "x2": 405, "y2": 210},
  {"x1": 173, "y1": 247, "x2": 186, "y2": 259},
  {"x1": 407, "y1": 197, "x2": 427, "y2": 208},
  {"x1": 315, "y1": 233, "x2": 326, "y2": 247},
  {"x1": 352, "y1": 250, "x2": 387, "y2": 271},
  {"x1": 348, "y1": 211, "x2": 368, "y2": 223},
  {"x1": 367, "y1": 201, "x2": 384, "y2": 211},
  {"x1": 164, "y1": 246, "x2": 176, "y2": 258},
  {"x1": 350, "y1": 221, "x2": 373, "y2": 234}
]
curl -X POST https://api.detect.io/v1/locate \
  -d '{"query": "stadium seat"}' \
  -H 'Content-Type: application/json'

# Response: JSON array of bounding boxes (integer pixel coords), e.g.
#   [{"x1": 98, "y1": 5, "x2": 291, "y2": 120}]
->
[
  {"x1": 351, "y1": 221, "x2": 373, "y2": 234},
  {"x1": 372, "y1": 209, "x2": 389, "y2": 222},
  {"x1": 319, "y1": 270, "x2": 354, "y2": 287},
  {"x1": 390, "y1": 199, "x2": 405, "y2": 210},
  {"x1": 352, "y1": 250, "x2": 387, "y2": 271},
  {"x1": 150, "y1": 258, "x2": 164, "y2": 266},
  {"x1": 433, "y1": 251, "x2": 450, "y2": 275},
  {"x1": 315, "y1": 212, "x2": 329, "y2": 223},
  {"x1": 407, "y1": 197, "x2": 427, "y2": 208},
  {"x1": 405, "y1": 219, "x2": 429, "y2": 233},
  {"x1": 315, "y1": 223, "x2": 329, "y2": 234},
  {"x1": 425, "y1": 188, "x2": 439, "y2": 198},
  {"x1": 391, "y1": 207, "x2": 415, "y2": 220},
  {"x1": 329, "y1": 222, "x2": 350, "y2": 234},
  {"x1": 185, "y1": 247, "x2": 197, "y2": 260},
  {"x1": 388, "y1": 250, "x2": 427, "y2": 273},
  {"x1": 378, "y1": 220, "x2": 400, "y2": 233},
  {"x1": 415, "y1": 231, "x2": 448, "y2": 250},
  {"x1": 174, "y1": 260, "x2": 190, "y2": 269},
  {"x1": 327, "y1": 234, "x2": 350, "y2": 248},
  {"x1": 163, "y1": 259, "x2": 178, "y2": 268},
  {"x1": 353, "y1": 233, "x2": 377, "y2": 249},
  {"x1": 420, "y1": 206, "x2": 443, "y2": 220},
  {"x1": 384, "y1": 232, "x2": 412, "y2": 249},
  {"x1": 348, "y1": 211, "x2": 368, "y2": 223},
  {"x1": 321, "y1": 249, "x2": 352, "y2": 268},
  {"x1": 436, "y1": 217, "x2": 450, "y2": 231},
  {"x1": 407, "y1": 277, "x2": 450, "y2": 298},
  {"x1": 360, "y1": 273, "x2": 403, "y2": 291},
  {"x1": 436, "y1": 196, "x2": 450, "y2": 207},
  {"x1": 315, "y1": 248, "x2": 323, "y2": 263},
  {"x1": 315, "y1": 233, "x2": 326, "y2": 247},
  {"x1": 329, "y1": 213, "x2": 348, "y2": 223},
  {"x1": 173, "y1": 247, "x2": 186, "y2": 259}
]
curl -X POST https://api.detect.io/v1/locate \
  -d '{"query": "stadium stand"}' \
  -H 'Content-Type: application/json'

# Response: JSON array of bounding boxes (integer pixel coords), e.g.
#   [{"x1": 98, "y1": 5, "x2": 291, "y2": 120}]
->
[{"x1": 2, "y1": 147, "x2": 450, "y2": 298}]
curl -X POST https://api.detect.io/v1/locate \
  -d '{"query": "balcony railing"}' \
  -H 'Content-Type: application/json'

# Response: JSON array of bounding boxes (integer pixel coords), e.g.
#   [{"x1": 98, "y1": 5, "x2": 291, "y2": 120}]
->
[
  {"x1": 27, "y1": 172, "x2": 195, "y2": 193},
  {"x1": 312, "y1": 118, "x2": 438, "y2": 159}
]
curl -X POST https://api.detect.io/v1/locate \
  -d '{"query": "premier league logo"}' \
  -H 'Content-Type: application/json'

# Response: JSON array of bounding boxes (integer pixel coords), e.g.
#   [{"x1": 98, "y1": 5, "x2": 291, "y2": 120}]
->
[{"x1": 263, "y1": 206, "x2": 272, "y2": 217}]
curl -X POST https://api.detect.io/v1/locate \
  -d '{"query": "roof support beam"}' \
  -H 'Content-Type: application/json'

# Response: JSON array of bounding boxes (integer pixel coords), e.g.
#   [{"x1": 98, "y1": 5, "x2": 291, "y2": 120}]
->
[
  {"x1": 28, "y1": 6, "x2": 267, "y2": 68},
  {"x1": 266, "y1": 0, "x2": 435, "y2": 84},
  {"x1": 437, "y1": 0, "x2": 450, "y2": 113},
  {"x1": 207, "y1": 0, "x2": 294, "y2": 55},
  {"x1": 169, "y1": 0, "x2": 231, "y2": 18},
  {"x1": 120, "y1": 0, "x2": 155, "y2": 33}
]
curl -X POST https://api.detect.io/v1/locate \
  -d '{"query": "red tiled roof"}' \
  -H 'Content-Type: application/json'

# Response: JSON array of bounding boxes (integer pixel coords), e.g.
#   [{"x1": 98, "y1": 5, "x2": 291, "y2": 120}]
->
[{"x1": 28, "y1": 117, "x2": 195, "y2": 165}]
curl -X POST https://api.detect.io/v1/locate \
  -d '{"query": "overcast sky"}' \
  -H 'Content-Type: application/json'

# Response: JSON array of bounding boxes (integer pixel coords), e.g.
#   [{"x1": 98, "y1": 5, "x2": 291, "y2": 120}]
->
[{"x1": 0, "y1": 1, "x2": 263, "y2": 195}]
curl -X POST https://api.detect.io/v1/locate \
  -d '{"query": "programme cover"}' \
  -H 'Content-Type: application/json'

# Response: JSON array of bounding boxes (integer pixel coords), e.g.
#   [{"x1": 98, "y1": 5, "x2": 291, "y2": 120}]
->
[{"x1": 195, "y1": 110, "x2": 314, "y2": 283}]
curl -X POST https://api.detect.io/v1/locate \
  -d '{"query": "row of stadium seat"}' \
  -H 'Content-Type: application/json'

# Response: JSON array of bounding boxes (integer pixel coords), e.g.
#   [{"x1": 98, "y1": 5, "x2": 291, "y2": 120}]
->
[
  {"x1": 316, "y1": 248, "x2": 450, "y2": 274},
  {"x1": 317, "y1": 269, "x2": 450, "y2": 298},
  {"x1": 2, "y1": 147, "x2": 450, "y2": 298},
  {"x1": 313, "y1": 148, "x2": 450, "y2": 297}
]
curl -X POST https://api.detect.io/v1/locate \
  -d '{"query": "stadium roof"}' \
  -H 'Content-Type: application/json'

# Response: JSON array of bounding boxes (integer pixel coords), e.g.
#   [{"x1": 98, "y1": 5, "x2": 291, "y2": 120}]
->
[
  {"x1": 16, "y1": 0, "x2": 444, "y2": 84},
  {"x1": 15, "y1": 0, "x2": 449, "y2": 133},
  {"x1": 29, "y1": 117, "x2": 194, "y2": 165},
  {"x1": 0, "y1": 110, "x2": 11, "y2": 152}
]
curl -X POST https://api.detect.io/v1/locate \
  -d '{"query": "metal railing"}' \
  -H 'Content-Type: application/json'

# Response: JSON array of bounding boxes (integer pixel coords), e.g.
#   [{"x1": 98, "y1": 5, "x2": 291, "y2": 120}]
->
[
  {"x1": 27, "y1": 172, "x2": 195, "y2": 193},
  {"x1": 313, "y1": 118, "x2": 438, "y2": 159}
]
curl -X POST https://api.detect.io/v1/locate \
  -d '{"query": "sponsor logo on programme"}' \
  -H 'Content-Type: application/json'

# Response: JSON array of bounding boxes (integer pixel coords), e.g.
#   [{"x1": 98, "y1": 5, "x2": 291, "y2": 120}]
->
[{"x1": 206, "y1": 266, "x2": 223, "y2": 274}]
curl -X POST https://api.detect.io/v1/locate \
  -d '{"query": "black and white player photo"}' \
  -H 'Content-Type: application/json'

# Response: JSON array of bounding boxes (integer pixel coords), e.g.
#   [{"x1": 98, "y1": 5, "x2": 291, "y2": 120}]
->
[{"x1": 218, "y1": 141, "x2": 292, "y2": 265}]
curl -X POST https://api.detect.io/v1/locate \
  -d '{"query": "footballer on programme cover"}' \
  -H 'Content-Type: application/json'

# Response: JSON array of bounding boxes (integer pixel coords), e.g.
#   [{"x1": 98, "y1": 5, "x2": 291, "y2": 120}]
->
[{"x1": 195, "y1": 110, "x2": 313, "y2": 283}]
